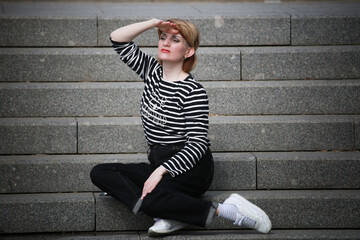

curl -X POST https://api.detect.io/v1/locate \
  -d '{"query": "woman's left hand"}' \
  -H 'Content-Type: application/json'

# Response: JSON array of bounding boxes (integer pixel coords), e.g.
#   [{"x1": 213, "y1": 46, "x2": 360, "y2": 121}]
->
[{"x1": 142, "y1": 166, "x2": 168, "y2": 199}]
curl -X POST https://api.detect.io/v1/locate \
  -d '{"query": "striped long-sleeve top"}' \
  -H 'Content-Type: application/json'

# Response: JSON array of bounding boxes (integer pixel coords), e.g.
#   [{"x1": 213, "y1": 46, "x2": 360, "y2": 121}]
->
[{"x1": 111, "y1": 39, "x2": 210, "y2": 177}]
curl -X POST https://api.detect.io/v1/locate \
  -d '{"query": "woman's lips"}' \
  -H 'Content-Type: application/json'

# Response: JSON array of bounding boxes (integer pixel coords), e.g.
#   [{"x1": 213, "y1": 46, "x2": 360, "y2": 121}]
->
[{"x1": 161, "y1": 49, "x2": 171, "y2": 53}]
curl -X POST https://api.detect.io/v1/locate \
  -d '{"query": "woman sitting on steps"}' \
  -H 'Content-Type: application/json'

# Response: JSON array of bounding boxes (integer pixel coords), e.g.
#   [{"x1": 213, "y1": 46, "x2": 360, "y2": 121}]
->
[{"x1": 90, "y1": 18, "x2": 271, "y2": 236}]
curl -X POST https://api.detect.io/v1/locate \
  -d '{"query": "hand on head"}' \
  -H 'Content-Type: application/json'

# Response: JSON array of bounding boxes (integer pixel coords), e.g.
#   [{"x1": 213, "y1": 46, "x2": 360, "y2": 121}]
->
[{"x1": 154, "y1": 19, "x2": 179, "y2": 35}]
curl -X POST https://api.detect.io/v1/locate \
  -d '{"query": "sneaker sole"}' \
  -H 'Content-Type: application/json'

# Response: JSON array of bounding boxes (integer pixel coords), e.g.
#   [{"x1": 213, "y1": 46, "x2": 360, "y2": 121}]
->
[
  {"x1": 148, "y1": 223, "x2": 188, "y2": 237},
  {"x1": 224, "y1": 193, "x2": 271, "y2": 234}
]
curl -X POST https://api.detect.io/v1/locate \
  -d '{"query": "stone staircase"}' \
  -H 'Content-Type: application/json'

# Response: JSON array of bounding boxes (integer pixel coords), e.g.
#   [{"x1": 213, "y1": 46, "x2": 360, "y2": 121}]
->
[{"x1": 1, "y1": 1, "x2": 360, "y2": 239}]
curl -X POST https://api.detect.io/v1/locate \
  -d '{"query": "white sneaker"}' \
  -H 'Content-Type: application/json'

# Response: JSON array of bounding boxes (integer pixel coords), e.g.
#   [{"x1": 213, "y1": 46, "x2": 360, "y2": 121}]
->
[
  {"x1": 224, "y1": 193, "x2": 272, "y2": 234},
  {"x1": 148, "y1": 218, "x2": 188, "y2": 236}
]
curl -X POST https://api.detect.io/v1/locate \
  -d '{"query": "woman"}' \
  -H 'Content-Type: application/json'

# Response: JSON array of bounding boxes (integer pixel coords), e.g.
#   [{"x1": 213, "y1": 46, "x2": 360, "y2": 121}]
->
[{"x1": 90, "y1": 18, "x2": 271, "y2": 236}]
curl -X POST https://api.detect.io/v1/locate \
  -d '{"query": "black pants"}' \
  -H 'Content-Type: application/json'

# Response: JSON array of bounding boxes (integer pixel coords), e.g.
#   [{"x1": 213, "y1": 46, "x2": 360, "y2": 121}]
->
[{"x1": 90, "y1": 144, "x2": 216, "y2": 227}]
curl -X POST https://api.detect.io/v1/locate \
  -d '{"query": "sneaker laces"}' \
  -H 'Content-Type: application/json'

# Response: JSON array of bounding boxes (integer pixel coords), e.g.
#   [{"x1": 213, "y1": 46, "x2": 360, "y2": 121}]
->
[{"x1": 234, "y1": 214, "x2": 256, "y2": 229}]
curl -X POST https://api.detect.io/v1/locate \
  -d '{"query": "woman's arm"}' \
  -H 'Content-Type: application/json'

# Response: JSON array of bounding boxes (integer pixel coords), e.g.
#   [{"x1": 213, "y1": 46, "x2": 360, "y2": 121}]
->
[{"x1": 110, "y1": 18, "x2": 178, "y2": 42}]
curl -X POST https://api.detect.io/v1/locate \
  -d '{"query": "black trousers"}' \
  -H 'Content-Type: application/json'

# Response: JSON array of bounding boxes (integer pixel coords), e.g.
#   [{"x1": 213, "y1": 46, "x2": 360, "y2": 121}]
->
[{"x1": 90, "y1": 143, "x2": 215, "y2": 227}]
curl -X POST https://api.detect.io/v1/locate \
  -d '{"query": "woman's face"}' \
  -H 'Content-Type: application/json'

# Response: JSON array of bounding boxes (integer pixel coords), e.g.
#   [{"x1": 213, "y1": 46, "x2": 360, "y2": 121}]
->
[{"x1": 158, "y1": 32, "x2": 189, "y2": 64}]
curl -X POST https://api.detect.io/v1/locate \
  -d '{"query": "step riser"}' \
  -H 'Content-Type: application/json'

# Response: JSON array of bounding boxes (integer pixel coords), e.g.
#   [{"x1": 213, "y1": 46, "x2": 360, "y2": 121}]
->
[
  {"x1": 0, "y1": 118, "x2": 77, "y2": 154},
  {"x1": 209, "y1": 116, "x2": 355, "y2": 152},
  {"x1": 1, "y1": 46, "x2": 360, "y2": 82},
  {"x1": 77, "y1": 116, "x2": 356, "y2": 153},
  {"x1": 1, "y1": 152, "x2": 359, "y2": 194},
  {"x1": 241, "y1": 46, "x2": 360, "y2": 80},
  {"x1": 2, "y1": 191, "x2": 359, "y2": 233},
  {"x1": 1, "y1": 80, "x2": 360, "y2": 117},
  {"x1": 0, "y1": 47, "x2": 240, "y2": 82},
  {"x1": 98, "y1": 16, "x2": 290, "y2": 47},
  {"x1": 0, "y1": 17, "x2": 97, "y2": 47},
  {"x1": 256, "y1": 152, "x2": 360, "y2": 190},
  {"x1": 292, "y1": 15, "x2": 360, "y2": 45},
  {"x1": 1, "y1": 116, "x2": 357, "y2": 154},
  {"x1": 0, "y1": 193, "x2": 95, "y2": 234},
  {"x1": 0, "y1": 153, "x2": 256, "y2": 193}
]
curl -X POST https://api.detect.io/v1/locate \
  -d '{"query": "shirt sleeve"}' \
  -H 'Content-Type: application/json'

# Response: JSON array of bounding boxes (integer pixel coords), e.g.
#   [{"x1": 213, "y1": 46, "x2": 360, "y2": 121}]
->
[
  {"x1": 110, "y1": 39, "x2": 158, "y2": 82},
  {"x1": 161, "y1": 86, "x2": 210, "y2": 177}
]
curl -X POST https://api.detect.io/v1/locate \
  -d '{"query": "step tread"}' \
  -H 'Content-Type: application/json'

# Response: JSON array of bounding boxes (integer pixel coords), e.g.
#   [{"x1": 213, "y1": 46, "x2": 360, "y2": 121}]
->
[
  {"x1": 0, "y1": 47, "x2": 240, "y2": 82},
  {"x1": 1, "y1": 229, "x2": 360, "y2": 240},
  {"x1": 2, "y1": 2, "x2": 359, "y2": 17}
]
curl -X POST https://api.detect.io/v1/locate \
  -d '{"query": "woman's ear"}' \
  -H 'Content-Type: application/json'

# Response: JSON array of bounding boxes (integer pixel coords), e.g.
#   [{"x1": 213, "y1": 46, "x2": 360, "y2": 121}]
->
[{"x1": 185, "y1": 47, "x2": 195, "y2": 59}]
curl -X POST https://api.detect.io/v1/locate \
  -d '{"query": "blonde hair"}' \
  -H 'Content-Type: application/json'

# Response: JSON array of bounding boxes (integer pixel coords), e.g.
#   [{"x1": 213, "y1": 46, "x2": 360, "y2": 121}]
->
[{"x1": 158, "y1": 19, "x2": 200, "y2": 72}]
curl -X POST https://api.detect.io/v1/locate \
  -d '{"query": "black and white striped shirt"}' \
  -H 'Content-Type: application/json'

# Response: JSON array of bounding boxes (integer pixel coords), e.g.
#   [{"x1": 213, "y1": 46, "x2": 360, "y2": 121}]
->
[{"x1": 111, "y1": 40, "x2": 210, "y2": 177}]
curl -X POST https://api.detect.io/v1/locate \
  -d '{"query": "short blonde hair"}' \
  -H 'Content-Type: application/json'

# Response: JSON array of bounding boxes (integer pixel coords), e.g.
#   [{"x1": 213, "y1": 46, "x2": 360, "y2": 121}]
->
[{"x1": 158, "y1": 19, "x2": 200, "y2": 72}]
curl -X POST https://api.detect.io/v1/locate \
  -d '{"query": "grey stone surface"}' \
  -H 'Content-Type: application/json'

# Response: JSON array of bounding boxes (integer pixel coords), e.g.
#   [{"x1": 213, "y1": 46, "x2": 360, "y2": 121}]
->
[
  {"x1": 2, "y1": 230, "x2": 360, "y2": 240},
  {"x1": 209, "y1": 115, "x2": 355, "y2": 152},
  {"x1": 0, "y1": 154, "x2": 145, "y2": 193},
  {"x1": 95, "y1": 195, "x2": 153, "y2": 231},
  {"x1": 0, "y1": 47, "x2": 239, "y2": 82},
  {"x1": 0, "y1": 82, "x2": 143, "y2": 117},
  {"x1": 0, "y1": 153, "x2": 255, "y2": 193},
  {"x1": 292, "y1": 14, "x2": 360, "y2": 45},
  {"x1": 0, "y1": 17, "x2": 97, "y2": 47},
  {"x1": 1, "y1": 2, "x2": 359, "y2": 47},
  {"x1": 0, "y1": 2, "x2": 98, "y2": 47},
  {"x1": 255, "y1": 152, "x2": 360, "y2": 189},
  {"x1": 77, "y1": 115, "x2": 355, "y2": 153},
  {"x1": 192, "y1": 15, "x2": 290, "y2": 46},
  {"x1": 356, "y1": 117, "x2": 360, "y2": 150},
  {"x1": 241, "y1": 46, "x2": 360, "y2": 80},
  {"x1": 77, "y1": 117, "x2": 148, "y2": 153},
  {"x1": 0, "y1": 2, "x2": 99, "y2": 17},
  {"x1": 95, "y1": 190, "x2": 360, "y2": 230},
  {"x1": 98, "y1": 15, "x2": 289, "y2": 47},
  {"x1": 0, "y1": 118, "x2": 77, "y2": 154},
  {"x1": 0, "y1": 48, "x2": 138, "y2": 82},
  {"x1": 210, "y1": 153, "x2": 256, "y2": 191},
  {"x1": 205, "y1": 80, "x2": 360, "y2": 115},
  {"x1": 0, "y1": 193, "x2": 95, "y2": 233},
  {"x1": 0, "y1": 232, "x2": 141, "y2": 240},
  {"x1": 140, "y1": 230, "x2": 360, "y2": 240},
  {"x1": 248, "y1": 190, "x2": 360, "y2": 229},
  {"x1": 4, "y1": 80, "x2": 359, "y2": 117},
  {"x1": 194, "y1": 47, "x2": 240, "y2": 81}
]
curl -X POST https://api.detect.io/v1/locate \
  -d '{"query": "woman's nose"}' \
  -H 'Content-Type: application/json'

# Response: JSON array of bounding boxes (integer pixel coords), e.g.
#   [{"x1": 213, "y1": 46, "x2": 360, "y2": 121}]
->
[{"x1": 163, "y1": 39, "x2": 170, "y2": 46}]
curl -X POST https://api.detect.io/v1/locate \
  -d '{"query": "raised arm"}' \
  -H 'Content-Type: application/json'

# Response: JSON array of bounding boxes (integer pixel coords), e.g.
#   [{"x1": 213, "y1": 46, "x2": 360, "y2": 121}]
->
[{"x1": 110, "y1": 18, "x2": 179, "y2": 42}]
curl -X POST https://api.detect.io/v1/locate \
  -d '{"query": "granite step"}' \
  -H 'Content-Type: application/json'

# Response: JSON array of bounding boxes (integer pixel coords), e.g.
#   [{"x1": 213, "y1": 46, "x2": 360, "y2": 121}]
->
[
  {"x1": 1, "y1": 80, "x2": 359, "y2": 117},
  {"x1": 1, "y1": 46, "x2": 359, "y2": 82},
  {"x1": 2, "y1": 152, "x2": 359, "y2": 194},
  {"x1": 1, "y1": 230, "x2": 360, "y2": 240},
  {"x1": 1, "y1": 2, "x2": 359, "y2": 47},
  {"x1": 0, "y1": 47, "x2": 240, "y2": 82},
  {"x1": 241, "y1": 45, "x2": 360, "y2": 80},
  {"x1": 0, "y1": 115, "x2": 358, "y2": 154},
  {"x1": 0, "y1": 152, "x2": 257, "y2": 193},
  {"x1": 78, "y1": 115, "x2": 358, "y2": 153},
  {"x1": 1, "y1": 190, "x2": 359, "y2": 233}
]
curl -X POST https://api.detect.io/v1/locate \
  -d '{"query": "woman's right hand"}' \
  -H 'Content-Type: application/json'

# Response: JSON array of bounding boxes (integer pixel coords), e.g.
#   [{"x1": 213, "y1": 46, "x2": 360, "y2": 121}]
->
[
  {"x1": 110, "y1": 19, "x2": 179, "y2": 45},
  {"x1": 153, "y1": 19, "x2": 179, "y2": 35}
]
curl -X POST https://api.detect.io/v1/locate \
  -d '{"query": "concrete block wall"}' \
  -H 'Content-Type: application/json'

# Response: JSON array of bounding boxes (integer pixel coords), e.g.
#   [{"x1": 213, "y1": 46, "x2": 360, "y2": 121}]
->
[{"x1": 0, "y1": 1, "x2": 360, "y2": 238}]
